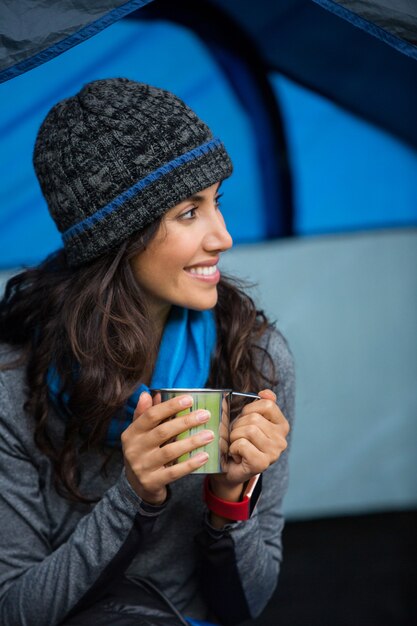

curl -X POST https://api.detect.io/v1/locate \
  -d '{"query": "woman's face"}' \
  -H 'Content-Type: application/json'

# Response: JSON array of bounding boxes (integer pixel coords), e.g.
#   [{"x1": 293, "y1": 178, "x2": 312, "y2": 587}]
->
[{"x1": 131, "y1": 182, "x2": 233, "y2": 324}]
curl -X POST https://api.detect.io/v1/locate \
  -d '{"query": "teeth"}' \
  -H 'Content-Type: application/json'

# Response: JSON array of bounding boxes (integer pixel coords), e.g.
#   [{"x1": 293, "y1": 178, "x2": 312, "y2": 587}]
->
[{"x1": 188, "y1": 265, "x2": 217, "y2": 276}]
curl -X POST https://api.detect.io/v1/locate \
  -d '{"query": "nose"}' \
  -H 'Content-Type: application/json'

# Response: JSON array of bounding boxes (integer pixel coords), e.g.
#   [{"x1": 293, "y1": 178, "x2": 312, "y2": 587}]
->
[{"x1": 203, "y1": 209, "x2": 233, "y2": 253}]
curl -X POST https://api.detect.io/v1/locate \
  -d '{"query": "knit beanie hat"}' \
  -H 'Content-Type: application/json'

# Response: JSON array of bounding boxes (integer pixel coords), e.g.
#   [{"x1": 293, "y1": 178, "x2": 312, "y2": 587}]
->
[{"x1": 33, "y1": 78, "x2": 233, "y2": 267}]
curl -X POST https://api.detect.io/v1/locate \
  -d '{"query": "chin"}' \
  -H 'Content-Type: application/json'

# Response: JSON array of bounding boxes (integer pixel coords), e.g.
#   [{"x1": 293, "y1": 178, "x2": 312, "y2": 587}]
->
[{"x1": 186, "y1": 294, "x2": 218, "y2": 311}]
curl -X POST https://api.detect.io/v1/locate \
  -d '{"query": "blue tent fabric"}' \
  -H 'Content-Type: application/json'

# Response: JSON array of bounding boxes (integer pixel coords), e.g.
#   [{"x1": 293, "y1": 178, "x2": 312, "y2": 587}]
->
[
  {"x1": 313, "y1": 0, "x2": 417, "y2": 60},
  {"x1": 0, "y1": 2, "x2": 416, "y2": 622},
  {"x1": 1, "y1": 1, "x2": 417, "y2": 148},
  {"x1": 0, "y1": 19, "x2": 270, "y2": 266},
  {"x1": 205, "y1": 0, "x2": 417, "y2": 150},
  {"x1": 0, "y1": 0, "x2": 154, "y2": 83},
  {"x1": 134, "y1": 2, "x2": 295, "y2": 239},
  {"x1": 0, "y1": 14, "x2": 416, "y2": 268}
]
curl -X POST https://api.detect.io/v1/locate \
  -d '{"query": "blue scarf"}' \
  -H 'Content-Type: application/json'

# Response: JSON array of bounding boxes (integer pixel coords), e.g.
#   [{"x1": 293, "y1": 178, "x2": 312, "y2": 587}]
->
[{"x1": 47, "y1": 306, "x2": 216, "y2": 447}]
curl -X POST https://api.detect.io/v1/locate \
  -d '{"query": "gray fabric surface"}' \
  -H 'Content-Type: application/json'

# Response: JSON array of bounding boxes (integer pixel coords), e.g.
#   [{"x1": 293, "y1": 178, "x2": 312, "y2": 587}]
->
[
  {"x1": 0, "y1": 325, "x2": 295, "y2": 625},
  {"x1": 222, "y1": 229, "x2": 417, "y2": 518}
]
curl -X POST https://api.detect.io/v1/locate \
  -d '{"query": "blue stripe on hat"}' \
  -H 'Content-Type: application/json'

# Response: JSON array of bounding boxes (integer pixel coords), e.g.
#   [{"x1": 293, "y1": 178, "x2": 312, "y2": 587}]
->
[{"x1": 62, "y1": 136, "x2": 224, "y2": 242}]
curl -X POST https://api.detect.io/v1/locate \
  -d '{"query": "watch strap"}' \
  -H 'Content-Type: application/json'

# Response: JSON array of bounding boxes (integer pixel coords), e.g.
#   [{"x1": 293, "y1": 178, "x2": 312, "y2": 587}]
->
[{"x1": 203, "y1": 474, "x2": 262, "y2": 521}]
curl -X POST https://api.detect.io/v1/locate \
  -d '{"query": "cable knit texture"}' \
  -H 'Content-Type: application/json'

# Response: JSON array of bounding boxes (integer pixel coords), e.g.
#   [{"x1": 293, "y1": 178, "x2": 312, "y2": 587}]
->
[{"x1": 33, "y1": 78, "x2": 233, "y2": 267}]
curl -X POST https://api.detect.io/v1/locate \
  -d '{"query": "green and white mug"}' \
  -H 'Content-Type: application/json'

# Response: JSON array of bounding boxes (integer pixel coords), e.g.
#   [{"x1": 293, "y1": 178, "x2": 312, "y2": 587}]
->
[{"x1": 151, "y1": 388, "x2": 260, "y2": 474}]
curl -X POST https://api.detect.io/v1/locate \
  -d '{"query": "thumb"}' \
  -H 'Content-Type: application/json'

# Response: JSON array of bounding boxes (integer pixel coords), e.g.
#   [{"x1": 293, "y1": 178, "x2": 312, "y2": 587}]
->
[
  {"x1": 133, "y1": 390, "x2": 153, "y2": 420},
  {"x1": 258, "y1": 388, "x2": 277, "y2": 401}
]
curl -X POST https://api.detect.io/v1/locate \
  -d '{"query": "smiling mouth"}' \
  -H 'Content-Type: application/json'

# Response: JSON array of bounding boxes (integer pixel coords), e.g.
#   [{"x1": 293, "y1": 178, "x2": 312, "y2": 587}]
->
[{"x1": 186, "y1": 265, "x2": 218, "y2": 276}]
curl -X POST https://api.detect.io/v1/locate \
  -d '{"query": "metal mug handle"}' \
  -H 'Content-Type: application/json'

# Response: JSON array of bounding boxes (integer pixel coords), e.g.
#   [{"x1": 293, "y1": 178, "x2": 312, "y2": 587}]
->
[{"x1": 231, "y1": 391, "x2": 261, "y2": 400}]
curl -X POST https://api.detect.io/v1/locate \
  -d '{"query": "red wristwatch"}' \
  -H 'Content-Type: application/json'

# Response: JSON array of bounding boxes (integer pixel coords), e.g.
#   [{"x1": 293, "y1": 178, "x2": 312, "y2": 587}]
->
[{"x1": 203, "y1": 474, "x2": 262, "y2": 521}]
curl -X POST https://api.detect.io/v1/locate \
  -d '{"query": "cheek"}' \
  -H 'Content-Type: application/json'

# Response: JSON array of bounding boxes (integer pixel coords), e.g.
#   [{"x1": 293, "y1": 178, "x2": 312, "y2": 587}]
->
[
  {"x1": 130, "y1": 230, "x2": 194, "y2": 288},
  {"x1": 132, "y1": 251, "x2": 179, "y2": 293},
  {"x1": 131, "y1": 253, "x2": 156, "y2": 288}
]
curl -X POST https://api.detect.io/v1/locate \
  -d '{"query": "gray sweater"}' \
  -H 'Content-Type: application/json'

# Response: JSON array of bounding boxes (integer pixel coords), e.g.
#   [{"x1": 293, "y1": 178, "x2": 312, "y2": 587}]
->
[{"x1": 0, "y1": 326, "x2": 295, "y2": 626}]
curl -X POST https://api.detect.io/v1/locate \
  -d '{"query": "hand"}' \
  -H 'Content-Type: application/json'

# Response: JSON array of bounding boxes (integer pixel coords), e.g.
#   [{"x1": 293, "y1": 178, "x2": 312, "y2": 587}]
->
[
  {"x1": 121, "y1": 392, "x2": 213, "y2": 505},
  {"x1": 210, "y1": 389, "x2": 290, "y2": 500}
]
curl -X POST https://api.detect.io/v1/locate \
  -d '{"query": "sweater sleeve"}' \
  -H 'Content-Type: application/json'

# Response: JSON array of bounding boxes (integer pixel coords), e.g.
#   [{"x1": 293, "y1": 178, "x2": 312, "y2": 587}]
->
[
  {"x1": 0, "y1": 378, "x2": 167, "y2": 626},
  {"x1": 195, "y1": 327, "x2": 296, "y2": 625}
]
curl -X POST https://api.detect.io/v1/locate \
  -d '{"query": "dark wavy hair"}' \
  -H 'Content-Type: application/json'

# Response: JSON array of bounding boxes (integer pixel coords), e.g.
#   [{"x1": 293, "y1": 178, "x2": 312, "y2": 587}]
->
[{"x1": 0, "y1": 221, "x2": 276, "y2": 502}]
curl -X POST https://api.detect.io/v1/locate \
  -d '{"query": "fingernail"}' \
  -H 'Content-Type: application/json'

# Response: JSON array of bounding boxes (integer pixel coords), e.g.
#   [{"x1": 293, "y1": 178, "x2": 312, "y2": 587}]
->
[
  {"x1": 194, "y1": 452, "x2": 209, "y2": 463},
  {"x1": 199, "y1": 430, "x2": 214, "y2": 443},
  {"x1": 179, "y1": 395, "x2": 193, "y2": 407},
  {"x1": 196, "y1": 409, "x2": 210, "y2": 422}
]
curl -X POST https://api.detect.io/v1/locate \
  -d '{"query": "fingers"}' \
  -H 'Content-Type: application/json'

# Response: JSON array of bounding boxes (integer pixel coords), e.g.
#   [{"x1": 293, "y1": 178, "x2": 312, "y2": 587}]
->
[
  {"x1": 132, "y1": 393, "x2": 194, "y2": 428},
  {"x1": 138, "y1": 451, "x2": 210, "y2": 495},
  {"x1": 232, "y1": 410, "x2": 290, "y2": 439},
  {"x1": 122, "y1": 395, "x2": 213, "y2": 503},
  {"x1": 150, "y1": 428, "x2": 215, "y2": 470},
  {"x1": 239, "y1": 391, "x2": 289, "y2": 430},
  {"x1": 258, "y1": 388, "x2": 277, "y2": 401},
  {"x1": 230, "y1": 420, "x2": 271, "y2": 448},
  {"x1": 228, "y1": 438, "x2": 269, "y2": 474},
  {"x1": 227, "y1": 389, "x2": 290, "y2": 477},
  {"x1": 231, "y1": 412, "x2": 272, "y2": 439},
  {"x1": 150, "y1": 408, "x2": 211, "y2": 447},
  {"x1": 126, "y1": 404, "x2": 212, "y2": 453},
  {"x1": 230, "y1": 421, "x2": 288, "y2": 460},
  {"x1": 228, "y1": 427, "x2": 288, "y2": 475},
  {"x1": 124, "y1": 394, "x2": 214, "y2": 467},
  {"x1": 126, "y1": 447, "x2": 210, "y2": 504},
  {"x1": 133, "y1": 391, "x2": 153, "y2": 421}
]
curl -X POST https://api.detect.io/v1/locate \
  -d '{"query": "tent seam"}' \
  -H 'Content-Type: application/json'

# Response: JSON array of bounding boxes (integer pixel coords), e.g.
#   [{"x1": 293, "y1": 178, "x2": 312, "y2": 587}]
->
[
  {"x1": 312, "y1": 0, "x2": 417, "y2": 61},
  {"x1": 0, "y1": 0, "x2": 154, "y2": 84}
]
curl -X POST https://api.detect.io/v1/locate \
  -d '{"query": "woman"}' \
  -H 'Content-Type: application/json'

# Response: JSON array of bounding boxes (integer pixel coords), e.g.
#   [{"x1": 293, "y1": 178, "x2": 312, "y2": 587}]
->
[{"x1": 0, "y1": 78, "x2": 294, "y2": 626}]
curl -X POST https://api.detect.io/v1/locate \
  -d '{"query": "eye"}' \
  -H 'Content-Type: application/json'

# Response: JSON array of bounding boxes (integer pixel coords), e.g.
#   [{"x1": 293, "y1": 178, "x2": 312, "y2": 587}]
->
[
  {"x1": 178, "y1": 206, "x2": 197, "y2": 221},
  {"x1": 215, "y1": 192, "x2": 224, "y2": 208}
]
